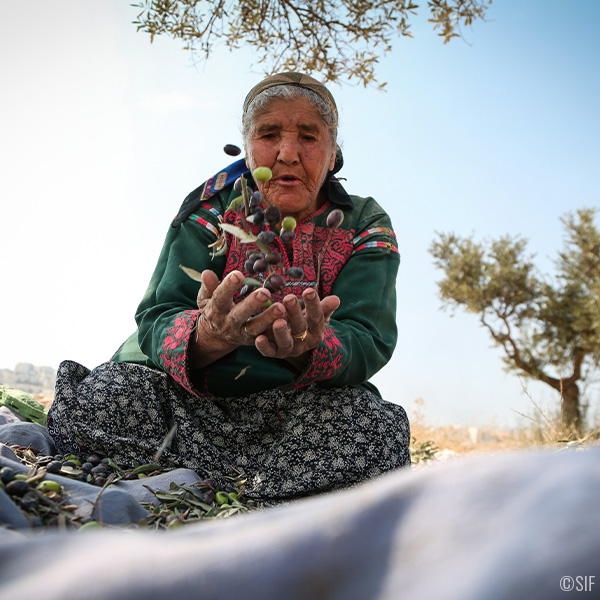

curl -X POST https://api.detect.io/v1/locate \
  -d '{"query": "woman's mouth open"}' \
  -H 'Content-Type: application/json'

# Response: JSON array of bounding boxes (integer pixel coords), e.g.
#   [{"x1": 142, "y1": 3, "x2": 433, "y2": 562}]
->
[{"x1": 275, "y1": 174, "x2": 302, "y2": 185}]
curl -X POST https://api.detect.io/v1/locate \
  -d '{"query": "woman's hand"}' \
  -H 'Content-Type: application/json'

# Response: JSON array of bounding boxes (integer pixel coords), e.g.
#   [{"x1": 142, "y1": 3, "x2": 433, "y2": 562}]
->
[
  {"x1": 253, "y1": 288, "x2": 340, "y2": 367},
  {"x1": 190, "y1": 269, "x2": 286, "y2": 369}
]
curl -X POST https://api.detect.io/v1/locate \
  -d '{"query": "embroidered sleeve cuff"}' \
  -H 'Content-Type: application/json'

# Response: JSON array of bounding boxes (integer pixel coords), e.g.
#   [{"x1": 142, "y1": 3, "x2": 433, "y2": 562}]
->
[
  {"x1": 157, "y1": 309, "x2": 200, "y2": 395},
  {"x1": 288, "y1": 327, "x2": 344, "y2": 389}
]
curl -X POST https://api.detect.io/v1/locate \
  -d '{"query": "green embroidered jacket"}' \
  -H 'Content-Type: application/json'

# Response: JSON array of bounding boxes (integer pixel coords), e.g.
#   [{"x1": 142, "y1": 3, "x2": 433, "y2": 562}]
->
[{"x1": 112, "y1": 161, "x2": 400, "y2": 399}]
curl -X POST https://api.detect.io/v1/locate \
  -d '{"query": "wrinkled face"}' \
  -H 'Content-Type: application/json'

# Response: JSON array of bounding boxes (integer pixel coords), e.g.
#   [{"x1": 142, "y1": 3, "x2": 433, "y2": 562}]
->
[{"x1": 245, "y1": 97, "x2": 336, "y2": 222}]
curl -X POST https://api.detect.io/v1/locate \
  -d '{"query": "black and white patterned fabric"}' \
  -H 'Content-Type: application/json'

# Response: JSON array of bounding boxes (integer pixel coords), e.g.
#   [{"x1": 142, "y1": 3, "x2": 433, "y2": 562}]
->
[{"x1": 48, "y1": 360, "x2": 410, "y2": 500}]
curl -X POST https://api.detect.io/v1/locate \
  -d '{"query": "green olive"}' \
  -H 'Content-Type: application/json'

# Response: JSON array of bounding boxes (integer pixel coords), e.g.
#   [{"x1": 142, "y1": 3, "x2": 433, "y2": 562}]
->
[
  {"x1": 37, "y1": 480, "x2": 61, "y2": 493},
  {"x1": 281, "y1": 216, "x2": 297, "y2": 231},
  {"x1": 253, "y1": 166, "x2": 272, "y2": 182}
]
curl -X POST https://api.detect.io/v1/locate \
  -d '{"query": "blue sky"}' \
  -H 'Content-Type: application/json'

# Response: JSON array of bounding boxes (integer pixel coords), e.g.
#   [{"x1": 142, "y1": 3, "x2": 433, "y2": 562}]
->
[{"x1": 1, "y1": 1, "x2": 598, "y2": 427}]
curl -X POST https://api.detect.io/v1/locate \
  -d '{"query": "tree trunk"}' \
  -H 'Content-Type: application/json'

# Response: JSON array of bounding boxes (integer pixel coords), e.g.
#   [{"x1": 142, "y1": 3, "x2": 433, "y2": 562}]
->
[{"x1": 561, "y1": 383, "x2": 581, "y2": 435}]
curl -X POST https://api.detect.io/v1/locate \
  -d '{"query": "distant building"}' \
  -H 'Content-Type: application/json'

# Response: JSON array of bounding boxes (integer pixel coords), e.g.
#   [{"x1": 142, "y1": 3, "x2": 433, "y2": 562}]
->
[{"x1": 0, "y1": 363, "x2": 56, "y2": 395}]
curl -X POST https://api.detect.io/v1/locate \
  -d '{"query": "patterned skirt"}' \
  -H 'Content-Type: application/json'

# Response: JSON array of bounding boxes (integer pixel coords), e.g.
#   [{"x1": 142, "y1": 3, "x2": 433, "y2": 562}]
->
[{"x1": 48, "y1": 360, "x2": 411, "y2": 501}]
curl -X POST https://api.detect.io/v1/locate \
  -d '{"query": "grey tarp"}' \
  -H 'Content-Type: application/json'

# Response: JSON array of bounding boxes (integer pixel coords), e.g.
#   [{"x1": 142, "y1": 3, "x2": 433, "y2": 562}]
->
[{"x1": 1, "y1": 445, "x2": 599, "y2": 600}]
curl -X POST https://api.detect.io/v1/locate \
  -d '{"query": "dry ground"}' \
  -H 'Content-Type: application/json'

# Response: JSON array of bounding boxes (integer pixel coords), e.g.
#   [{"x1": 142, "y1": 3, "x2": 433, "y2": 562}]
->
[{"x1": 408, "y1": 399, "x2": 600, "y2": 468}]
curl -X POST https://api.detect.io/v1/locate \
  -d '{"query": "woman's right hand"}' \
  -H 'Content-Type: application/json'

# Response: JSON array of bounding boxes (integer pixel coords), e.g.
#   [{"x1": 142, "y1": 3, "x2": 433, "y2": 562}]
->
[{"x1": 190, "y1": 269, "x2": 286, "y2": 369}]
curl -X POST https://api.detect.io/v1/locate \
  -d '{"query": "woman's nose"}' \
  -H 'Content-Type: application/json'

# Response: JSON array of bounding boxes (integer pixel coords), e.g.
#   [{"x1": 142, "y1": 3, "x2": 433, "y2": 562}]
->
[{"x1": 277, "y1": 138, "x2": 300, "y2": 164}]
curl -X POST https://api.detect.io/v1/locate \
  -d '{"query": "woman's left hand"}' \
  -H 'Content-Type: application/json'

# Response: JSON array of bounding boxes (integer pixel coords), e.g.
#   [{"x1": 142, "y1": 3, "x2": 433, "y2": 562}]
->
[{"x1": 253, "y1": 288, "x2": 340, "y2": 363}]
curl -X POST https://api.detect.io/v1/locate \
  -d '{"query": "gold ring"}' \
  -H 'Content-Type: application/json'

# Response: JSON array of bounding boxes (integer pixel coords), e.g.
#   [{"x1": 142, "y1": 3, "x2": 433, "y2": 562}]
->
[
  {"x1": 292, "y1": 329, "x2": 308, "y2": 342},
  {"x1": 244, "y1": 319, "x2": 254, "y2": 338}
]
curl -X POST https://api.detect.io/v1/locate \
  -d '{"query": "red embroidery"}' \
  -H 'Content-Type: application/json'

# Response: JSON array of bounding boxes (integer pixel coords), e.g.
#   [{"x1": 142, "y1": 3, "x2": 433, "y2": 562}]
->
[
  {"x1": 218, "y1": 204, "x2": 357, "y2": 388},
  {"x1": 159, "y1": 310, "x2": 199, "y2": 393},
  {"x1": 311, "y1": 227, "x2": 354, "y2": 297},
  {"x1": 286, "y1": 327, "x2": 343, "y2": 389},
  {"x1": 221, "y1": 207, "x2": 354, "y2": 300}
]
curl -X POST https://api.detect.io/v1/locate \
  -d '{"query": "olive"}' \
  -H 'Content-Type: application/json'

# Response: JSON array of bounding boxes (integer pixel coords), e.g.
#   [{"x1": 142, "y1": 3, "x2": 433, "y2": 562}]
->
[
  {"x1": 251, "y1": 208, "x2": 265, "y2": 225},
  {"x1": 252, "y1": 166, "x2": 272, "y2": 182},
  {"x1": 326, "y1": 208, "x2": 345, "y2": 228},
  {"x1": 265, "y1": 274, "x2": 285, "y2": 292},
  {"x1": 280, "y1": 229, "x2": 295, "y2": 244},
  {"x1": 266, "y1": 251, "x2": 281, "y2": 264},
  {"x1": 249, "y1": 190, "x2": 262, "y2": 209},
  {"x1": 265, "y1": 205, "x2": 281, "y2": 225},
  {"x1": 223, "y1": 143, "x2": 241, "y2": 156},
  {"x1": 281, "y1": 216, "x2": 297, "y2": 231},
  {"x1": 252, "y1": 259, "x2": 268, "y2": 273},
  {"x1": 5, "y1": 480, "x2": 30, "y2": 497},
  {"x1": 86, "y1": 455, "x2": 101, "y2": 467},
  {"x1": 258, "y1": 230, "x2": 277, "y2": 244},
  {"x1": 37, "y1": 480, "x2": 61, "y2": 494},
  {"x1": 0, "y1": 467, "x2": 16, "y2": 484},
  {"x1": 46, "y1": 461, "x2": 63, "y2": 474}
]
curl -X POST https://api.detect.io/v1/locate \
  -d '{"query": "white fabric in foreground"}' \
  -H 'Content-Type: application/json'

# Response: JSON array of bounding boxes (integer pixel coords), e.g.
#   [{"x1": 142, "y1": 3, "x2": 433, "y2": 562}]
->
[{"x1": 1, "y1": 448, "x2": 599, "y2": 600}]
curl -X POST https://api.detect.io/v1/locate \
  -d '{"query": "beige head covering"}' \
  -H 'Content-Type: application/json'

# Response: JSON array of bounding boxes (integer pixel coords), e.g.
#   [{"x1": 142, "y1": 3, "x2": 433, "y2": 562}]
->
[{"x1": 243, "y1": 72, "x2": 337, "y2": 116}]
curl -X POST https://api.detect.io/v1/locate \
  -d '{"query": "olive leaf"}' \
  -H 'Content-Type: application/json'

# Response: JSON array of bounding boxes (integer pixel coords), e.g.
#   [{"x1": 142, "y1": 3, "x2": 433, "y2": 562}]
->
[
  {"x1": 210, "y1": 236, "x2": 228, "y2": 256},
  {"x1": 243, "y1": 276, "x2": 262, "y2": 287},
  {"x1": 179, "y1": 265, "x2": 204, "y2": 282},
  {"x1": 131, "y1": 463, "x2": 164, "y2": 475},
  {"x1": 226, "y1": 195, "x2": 244, "y2": 212},
  {"x1": 234, "y1": 365, "x2": 252, "y2": 380},
  {"x1": 220, "y1": 222, "x2": 258, "y2": 243}
]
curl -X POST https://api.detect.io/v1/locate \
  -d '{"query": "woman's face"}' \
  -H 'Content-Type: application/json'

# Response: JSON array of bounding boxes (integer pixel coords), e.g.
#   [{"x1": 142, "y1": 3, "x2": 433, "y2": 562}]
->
[{"x1": 245, "y1": 97, "x2": 336, "y2": 222}]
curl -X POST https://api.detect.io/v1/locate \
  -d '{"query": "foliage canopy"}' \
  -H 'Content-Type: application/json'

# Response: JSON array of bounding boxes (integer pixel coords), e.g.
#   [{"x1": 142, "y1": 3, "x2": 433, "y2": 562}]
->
[
  {"x1": 430, "y1": 208, "x2": 600, "y2": 434},
  {"x1": 132, "y1": 0, "x2": 491, "y2": 88}
]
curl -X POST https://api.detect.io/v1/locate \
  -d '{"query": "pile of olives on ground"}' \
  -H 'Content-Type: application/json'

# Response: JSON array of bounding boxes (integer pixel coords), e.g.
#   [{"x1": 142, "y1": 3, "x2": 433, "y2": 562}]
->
[
  {"x1": 1, "y1": 445, "x2": 263, "y2": 530},
  {"x1": 1, "y1": 462, "x2": 74, "y2": 527}
]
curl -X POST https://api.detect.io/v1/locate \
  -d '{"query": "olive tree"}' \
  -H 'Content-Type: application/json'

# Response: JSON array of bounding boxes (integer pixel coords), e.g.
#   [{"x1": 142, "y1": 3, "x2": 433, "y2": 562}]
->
[
  {"x1": 430, "y1": 208, "x2": 600, "y2": 435},
  {"x1": 131, "y1": 0, "x2": 491, "y2": 88}
]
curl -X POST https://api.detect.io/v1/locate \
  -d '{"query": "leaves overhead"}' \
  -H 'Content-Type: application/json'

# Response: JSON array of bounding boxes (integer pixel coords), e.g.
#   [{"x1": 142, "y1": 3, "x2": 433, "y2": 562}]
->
[{"x1": 132, "y1": 0, "x2": 491, "y2": 88}]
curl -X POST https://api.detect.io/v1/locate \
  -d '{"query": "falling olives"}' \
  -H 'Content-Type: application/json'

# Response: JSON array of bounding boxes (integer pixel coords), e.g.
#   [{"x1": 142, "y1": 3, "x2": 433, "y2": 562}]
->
[
  {"x1": 223, "y1": 143, "x2": 241, "y2": 156},
  {"x1": 252, "y1": 166, "x2": 272, "y2": 182}
]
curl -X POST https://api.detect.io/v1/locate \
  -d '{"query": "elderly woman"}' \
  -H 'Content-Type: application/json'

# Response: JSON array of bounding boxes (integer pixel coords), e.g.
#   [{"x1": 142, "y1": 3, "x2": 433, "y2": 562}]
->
[{"x1": 48, "y1": 72, "x2": 410, "y2": 500}]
